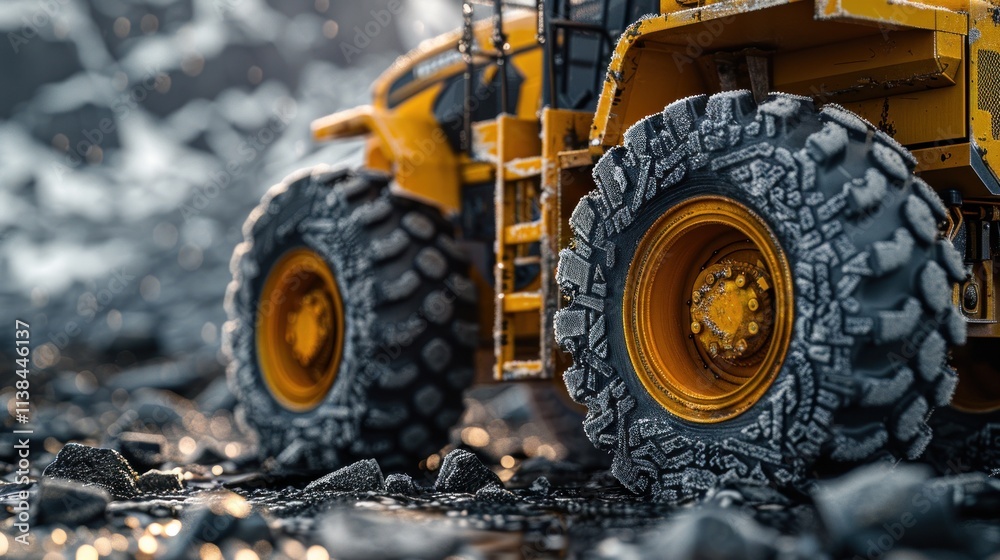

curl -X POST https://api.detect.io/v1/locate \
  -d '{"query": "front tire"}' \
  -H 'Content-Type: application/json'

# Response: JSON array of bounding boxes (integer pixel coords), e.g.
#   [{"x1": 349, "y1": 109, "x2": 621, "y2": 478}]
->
[
  {"x1": 224, "y1": 168, "x2": 478, "y2": 472},
  {"x1": 555, "y1": 92, "x2": 966, "y2": 501}
]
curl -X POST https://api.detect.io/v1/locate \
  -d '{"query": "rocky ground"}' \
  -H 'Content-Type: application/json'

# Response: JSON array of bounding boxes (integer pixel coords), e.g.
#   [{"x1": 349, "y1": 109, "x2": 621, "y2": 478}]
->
[
  {"x1": 3, "y1": 1, "x2": 1000, "y2": 559},
  {"x1": 4, "y1": 360, "x2": 1000, "y2": 559}
]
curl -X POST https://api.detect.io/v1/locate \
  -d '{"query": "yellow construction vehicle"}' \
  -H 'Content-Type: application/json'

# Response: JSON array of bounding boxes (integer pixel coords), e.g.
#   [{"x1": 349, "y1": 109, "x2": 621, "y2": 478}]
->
[{"x1": 225, "y1": 0, "x2": 1000, "y2": 500}]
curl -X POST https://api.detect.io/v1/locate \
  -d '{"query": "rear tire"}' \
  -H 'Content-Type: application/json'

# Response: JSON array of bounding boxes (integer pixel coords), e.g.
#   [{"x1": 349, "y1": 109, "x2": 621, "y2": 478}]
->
[
  {"x1": 925, "y1": 338, "x2": 1000, "y2": 476},
  {"x1": 224, "y1": 167, "x2": 478, "y2": 472},
  {"x1": 555, "y1": 91, "x2": 965, "y2": 501}
]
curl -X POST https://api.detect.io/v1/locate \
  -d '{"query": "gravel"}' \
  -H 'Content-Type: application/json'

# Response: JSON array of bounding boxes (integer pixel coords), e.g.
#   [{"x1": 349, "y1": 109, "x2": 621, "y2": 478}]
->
[
  {"x1": 158, "y1": 491, "x2": 272, "y2": 560},
  {"x1": 5, "y1": 415, "x2": 1000, "y2": 560}
]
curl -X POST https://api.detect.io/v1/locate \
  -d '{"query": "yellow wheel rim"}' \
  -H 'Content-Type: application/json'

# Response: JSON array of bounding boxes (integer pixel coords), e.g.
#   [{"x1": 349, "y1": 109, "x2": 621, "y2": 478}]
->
[
  {"x1": 256, "y1": 247, "x2": 345, "y2": 412},
  {"x1": 623, "y1": 196, "x2": 794, "y2": 423}
]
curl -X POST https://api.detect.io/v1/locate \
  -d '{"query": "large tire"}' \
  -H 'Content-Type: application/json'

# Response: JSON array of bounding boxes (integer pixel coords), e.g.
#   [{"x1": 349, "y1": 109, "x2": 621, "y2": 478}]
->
[
  {"x1": 224, "y1": 167, "x2": 478, "y2": 472},
  {"x1": 925, "y1": 339, "x2": 1000, "y2": 477},
  {"x1": 555, "y1": 91, "x2": 966, "y2": 502}
]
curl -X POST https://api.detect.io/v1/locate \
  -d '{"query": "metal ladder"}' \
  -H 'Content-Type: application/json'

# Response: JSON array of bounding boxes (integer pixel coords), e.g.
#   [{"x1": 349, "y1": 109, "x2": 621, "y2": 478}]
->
[{"x1": 494, "y1": 115, "x2": 549, "y2": 380}]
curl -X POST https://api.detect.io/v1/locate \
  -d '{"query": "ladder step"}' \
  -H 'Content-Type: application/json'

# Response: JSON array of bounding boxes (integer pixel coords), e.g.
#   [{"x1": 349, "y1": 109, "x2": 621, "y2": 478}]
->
[
  {"x1": 500, "y1": 360, "x2": 544, "y2": 380},
  {"x1": 503, "y1": 156, "x2": 543, "y2": 180},
  {"x1": 502, "y1": 291, "x2": 542, "y2": 312},
  {"x1": 466, "y1": 0, "x2": 536, "y2": 8},
  {"x1": 559, "y1": 148, "x2": 594, "y2": 169},
  {"x1": 514, "y1": 255, "x2": 541, "y2": 267},
  {"x1": 461, "y1": 161, "x2": 495, "y2": 183},
  {"x1": 504, "y1": 221, "x2": 543, "y2": 245}
]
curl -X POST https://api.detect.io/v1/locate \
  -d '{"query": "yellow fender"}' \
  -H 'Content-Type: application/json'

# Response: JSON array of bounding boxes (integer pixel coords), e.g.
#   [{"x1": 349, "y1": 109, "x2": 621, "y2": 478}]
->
[
  {"x1": 589, "y1": 0, "x2": 969, "y2": 156},
  {"x1": 311, "y1": 105, "x2": 460, "y2": 214}
]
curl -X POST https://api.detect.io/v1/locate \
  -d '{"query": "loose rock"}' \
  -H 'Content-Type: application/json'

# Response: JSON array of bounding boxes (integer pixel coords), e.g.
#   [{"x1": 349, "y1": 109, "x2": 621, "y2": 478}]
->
[
  {"x1": 434, "y1": 449, "x2": 502, "y2": 494},
  {"x1": 529, "y1": 476, "x2": 552, "y2": 496},
  {"x1": 42, "y1": 443, "x2": 140, "y2": 499},
  {"x1": 636, "y1": 508, "x2": 780, "y2": 560},
  {"x1": 306, "y1": 459, "x2": 385, "y2": 493},
  {"x1": 814, "y1": 464, "x2": 960, "y2": 556},
  {"x1": 137, "y1": 469, "x2": 185, "y2": 494},
  {"x1": 475, "y1": 484, "x2": 517, "y2": 504},
  {"x1": 384, "y1": 473, "x2": 418, "y2": 495}
]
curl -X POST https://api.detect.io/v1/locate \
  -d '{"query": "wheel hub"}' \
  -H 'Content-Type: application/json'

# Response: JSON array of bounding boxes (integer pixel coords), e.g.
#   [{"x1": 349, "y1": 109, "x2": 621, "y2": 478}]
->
[
  {"x1": 285, "y1": 289, "x2": 336, "y2": 372},
  {"x1": 256, "y1": 247, "x2": 344, "y2": 412},
  {"x1": 623, "y1": 196, "x2": 794, "y2": 423},
  {"x1": 690, "y1": 261, "x2": 774, "y2": 368}
]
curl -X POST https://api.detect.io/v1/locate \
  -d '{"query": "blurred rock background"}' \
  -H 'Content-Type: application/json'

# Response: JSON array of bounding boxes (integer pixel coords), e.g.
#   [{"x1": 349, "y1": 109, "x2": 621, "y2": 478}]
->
[
  {"x1": 0, "y1": 0, "x2": 461, "y2": 376},
  {"x1": 0, "y1": 0, "x2": 595, "y2": 493}
]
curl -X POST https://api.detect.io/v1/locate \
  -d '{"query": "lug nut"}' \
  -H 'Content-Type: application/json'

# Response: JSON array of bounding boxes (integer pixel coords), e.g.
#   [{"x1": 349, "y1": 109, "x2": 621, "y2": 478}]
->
[
  {"x1": 748, "y1": 321, "x2": 759, "y2": 335},
  {"x1": 735, "y1": 338, "x2": 747, "y2": 355},
  {"x1": 705, "y1": 273, "x2": 715, "y2": 286},
  {"x1": 735, "y1": 274, "x2": 746, "y2": 288},
  {"x1": 691, "y1": 321, "x2": 701, "y2": 334},
  {"x1": 692, "y1": 291, "x2": 701, "y2": 304},
  {"x1": 748, "y1": 298, "x2": 759, "y2": 311}
]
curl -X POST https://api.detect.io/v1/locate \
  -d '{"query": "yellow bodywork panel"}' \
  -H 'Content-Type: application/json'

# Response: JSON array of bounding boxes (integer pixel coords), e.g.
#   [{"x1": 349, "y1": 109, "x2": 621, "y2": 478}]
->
[
  {"x1": 914, "y1": 143, "x2": 996, "y2": 199},
  {"x1": 772, "y1": 29, "x2": 961, "y2": 102},
  {"x1": 592, "y1": 0, "x2": 970, "y2": 154},
  {"x1": 311, "y1": 13, "x2": 542, "y2": 215},
  {"x1": 840, "y1": 60, "x2": 966, "y2": 147},
  {"x1": 313, "y1": 101, "x2": 458, "y2": 210},
  {"x1": 970, "y1": 0, "x2": 1000, "y2": 193},
  {"x1": 313, "y1": 0, "x2": 991, "y2": 213},
  {"x1": 661, "y1": 0, "x2": 969, "y2": 21},
  {"x1": 817, "y1": 0, "x2": 967, "y2": 35}
]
